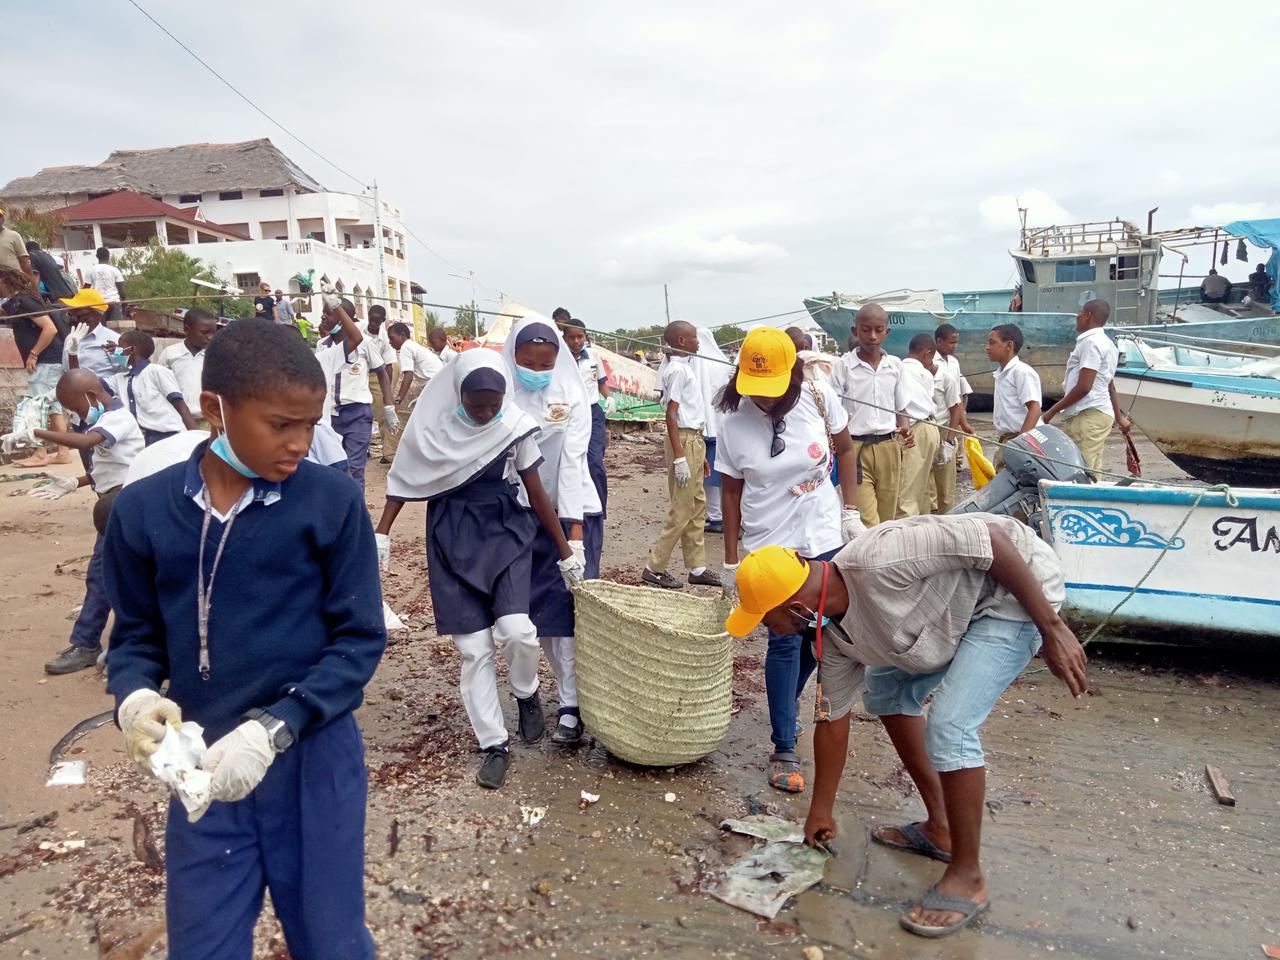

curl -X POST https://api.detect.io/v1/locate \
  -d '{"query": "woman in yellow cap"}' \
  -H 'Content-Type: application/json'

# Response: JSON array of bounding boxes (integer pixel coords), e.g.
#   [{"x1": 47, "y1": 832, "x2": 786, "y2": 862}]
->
[{"x1": 714, "y1": 326, "x2": 864, "y2": 793}]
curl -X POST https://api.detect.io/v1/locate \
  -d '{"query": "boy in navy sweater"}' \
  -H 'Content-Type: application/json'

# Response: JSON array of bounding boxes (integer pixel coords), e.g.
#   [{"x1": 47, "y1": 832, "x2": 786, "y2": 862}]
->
[{"x1": 104, "y1": 319, "x2": 386, "y2": 960}]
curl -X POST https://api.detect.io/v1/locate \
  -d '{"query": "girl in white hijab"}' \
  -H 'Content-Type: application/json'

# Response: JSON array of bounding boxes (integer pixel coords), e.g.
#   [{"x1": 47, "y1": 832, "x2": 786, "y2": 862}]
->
[
  {"x1": 502, "y1": 316, "x2": 600, "y2": 746},
  {"x1": 375, "y1": 347, "x2": 583, "y2": 789}
]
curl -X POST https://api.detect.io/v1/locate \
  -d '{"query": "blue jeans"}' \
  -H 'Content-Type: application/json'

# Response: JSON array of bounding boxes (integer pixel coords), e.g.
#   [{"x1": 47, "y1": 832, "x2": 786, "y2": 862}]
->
[
  {"x1": 764, "y1": 545, "x2": 840, "y2": 754},
  {"x1": 69, "y1": 533, "x2": 110, "y2": 651},
  {"x1": 863, "y1": 616, "x2": 1043, "y2": 772}
]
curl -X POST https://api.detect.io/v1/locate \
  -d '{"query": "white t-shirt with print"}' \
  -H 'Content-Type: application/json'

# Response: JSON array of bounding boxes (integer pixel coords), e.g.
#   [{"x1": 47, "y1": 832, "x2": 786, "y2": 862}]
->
[
  {"x1": 83, "y1": 263, "x2": 125, "y2": 302},
  {"x1": 716, "y1": 380, "x2": 848, "y2": 557}
]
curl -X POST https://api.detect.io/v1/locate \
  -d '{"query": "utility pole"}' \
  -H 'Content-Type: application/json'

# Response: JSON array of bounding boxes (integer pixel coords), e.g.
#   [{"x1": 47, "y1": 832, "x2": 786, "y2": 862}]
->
[
  {"x1": 664, "y1": 283, "x2": 671, "y2": 323},
  {"x1": 371, "y1": 180, "x2": 389, "y2": 314}
]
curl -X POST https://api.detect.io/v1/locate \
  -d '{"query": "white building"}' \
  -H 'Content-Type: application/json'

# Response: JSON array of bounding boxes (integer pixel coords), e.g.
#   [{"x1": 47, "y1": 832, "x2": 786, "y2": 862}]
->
[{"x1": 2, "y1": 139, "x2": 416, "y2": 322}]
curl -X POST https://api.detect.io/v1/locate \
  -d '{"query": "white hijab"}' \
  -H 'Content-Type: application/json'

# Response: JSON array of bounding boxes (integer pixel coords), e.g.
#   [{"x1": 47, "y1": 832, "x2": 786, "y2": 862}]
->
[
  {"x1": 501, "y1": 315, "x2": 600, "y2": 521},
  {"x1": 387, "y1": 348, "x2": 539, "y2": 501}
]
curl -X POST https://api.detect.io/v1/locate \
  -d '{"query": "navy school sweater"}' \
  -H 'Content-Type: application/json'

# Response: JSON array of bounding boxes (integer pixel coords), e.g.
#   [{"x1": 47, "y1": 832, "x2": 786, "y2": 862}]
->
[{"x1": 104, "y1": 444, "x2": 387, "y2": 743}]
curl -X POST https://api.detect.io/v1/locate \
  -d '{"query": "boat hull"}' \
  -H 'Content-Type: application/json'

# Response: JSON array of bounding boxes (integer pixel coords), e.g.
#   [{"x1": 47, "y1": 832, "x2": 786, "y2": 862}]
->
[
  {"x1": 805, "y1": 299, "x2": 1280, "y2": 400},
  {"x1": 1039, "y1": 481, "x2": 1280, "y2": 644},
  {"x1": 1113, "y1": 369, "x2": 1280, "y2": 486}
]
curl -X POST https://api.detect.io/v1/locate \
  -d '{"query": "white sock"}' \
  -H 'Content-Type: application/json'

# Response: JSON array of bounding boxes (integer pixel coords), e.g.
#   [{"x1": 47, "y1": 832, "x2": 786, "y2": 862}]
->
[
  {"x1": 689, "y1": 566, "x2": 706, "y2": 576},
  {"x1": 559, "y1": 714, "x2": 577, "y2": 728}
]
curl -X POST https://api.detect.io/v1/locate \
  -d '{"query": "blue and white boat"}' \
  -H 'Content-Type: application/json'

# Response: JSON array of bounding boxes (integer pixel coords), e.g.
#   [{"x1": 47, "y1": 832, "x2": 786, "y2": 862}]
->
[
  {"x1": 806, "y1": 217, "x2": 1280, "y2": 397},
  {"x1": 1113, "y1": 336, "x2": 1280, "y2": 486},
  {"x1": 1039, "y1": 480, "x2": 1280, "y2": 644}
]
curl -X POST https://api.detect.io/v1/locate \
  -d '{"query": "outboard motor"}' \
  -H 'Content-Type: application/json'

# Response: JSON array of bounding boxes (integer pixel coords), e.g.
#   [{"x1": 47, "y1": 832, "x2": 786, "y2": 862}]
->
[{"x1": 949, "y1": 424, "x2": 1089, "y2": 535}]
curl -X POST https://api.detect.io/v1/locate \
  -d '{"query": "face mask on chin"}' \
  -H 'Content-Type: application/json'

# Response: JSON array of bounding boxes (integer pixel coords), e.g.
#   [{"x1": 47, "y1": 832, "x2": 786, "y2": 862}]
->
[{"x1": 208, "y1": 396, "x2": 260, "y2": 479}]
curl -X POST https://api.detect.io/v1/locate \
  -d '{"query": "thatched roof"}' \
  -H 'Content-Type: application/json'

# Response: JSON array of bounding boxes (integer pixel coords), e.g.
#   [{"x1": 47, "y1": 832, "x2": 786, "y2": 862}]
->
[{"x1": 1, "y1": 138, "x2": 326, "y2": 199}]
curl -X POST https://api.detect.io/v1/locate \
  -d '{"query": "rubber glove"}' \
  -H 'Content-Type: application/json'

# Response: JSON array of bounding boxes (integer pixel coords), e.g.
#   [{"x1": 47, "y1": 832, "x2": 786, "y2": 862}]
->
[
  {"x1": 29, "y1": 476, "x2": 79, "y2": 501},
  {"x1": 382, "y1": 405, "x2": 401, "y2": 436},
  {"x1": 202, "y1": 720, "x2": 276, "y2": 803},
  {"x1": 117, "y1": 688, "x2": 183, "y2": 770},
  {"x1": 2, "y1": 423, "x2": 36, "y2": 456},
  {"x1": 557, "y1": 553, "x2": 585, "y2": 588},
  {"x1": 321, "y1": 293, "x2": 342, "y2": 312},
  {"x1": 375, "y1": 533, "x2": 391, "y2": 572},
  {"x1": 720, "y1": 562, "x2": 739, "y2": 602},
  {"x1": 840, "y1": 506, "x2": 868, "y2": 543},
  {"x1": 64, "y1": 326, "x2": 84, "y2": 357},
  {"x1": 603, "y1": 394, "x2": 618, "y2": 416},
  {"x1": 673, "y1": 457, "x2": 691, "y2": 487},
  {"x1": 569, "y1": 539, "x2": 586, "y2": 569}
]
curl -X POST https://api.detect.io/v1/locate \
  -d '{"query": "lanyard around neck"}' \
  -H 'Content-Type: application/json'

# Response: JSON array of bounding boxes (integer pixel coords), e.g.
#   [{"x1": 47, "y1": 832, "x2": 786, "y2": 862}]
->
[{"x1": 196, "y1": 487, "x2": 245, "y2": 680}]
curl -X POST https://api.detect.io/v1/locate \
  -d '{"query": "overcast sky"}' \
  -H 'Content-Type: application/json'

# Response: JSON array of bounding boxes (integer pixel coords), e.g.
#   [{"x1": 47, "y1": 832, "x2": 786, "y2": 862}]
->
[{"x1": 7, "y1": 1, "x2": 1279, "y2": 330}]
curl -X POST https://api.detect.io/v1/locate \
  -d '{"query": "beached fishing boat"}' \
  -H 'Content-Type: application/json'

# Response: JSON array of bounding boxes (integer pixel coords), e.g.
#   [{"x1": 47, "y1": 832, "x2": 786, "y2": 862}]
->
[
  {"x1": 1038, "y1": 480, "x2": 1279, "y2": 644},
  {"x1": 1113, "y1": 336, "x2": 1280, "y2": 486},
  {"x1": 805, "y1": 217, "x2": 1280, "y2": 397}
]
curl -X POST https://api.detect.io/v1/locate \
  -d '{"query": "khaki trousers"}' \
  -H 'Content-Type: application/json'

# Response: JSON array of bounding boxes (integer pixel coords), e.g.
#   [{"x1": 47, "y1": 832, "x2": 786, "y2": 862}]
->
[
  {"x1": 928, "y1": 442, "x2": 958, "y2": 513},
  {"x1": 1061, "y1": 407, "x2": 1113, "y2": 476},
  {"x1": 897, "y1": 421, "x2": 940, "y2": 518},
  {"x1": 853, "y1": 437, "x2": 902, "y2": 527},
  {"x1": 994, "y1": 431, "x2": 1019, "y2": 470},
  {"x1": 647, "y1": 428, "x2": 707, "y2": 572},
  {"x1": 369, "y1": 364, "x2": 402, "y2": 460}
]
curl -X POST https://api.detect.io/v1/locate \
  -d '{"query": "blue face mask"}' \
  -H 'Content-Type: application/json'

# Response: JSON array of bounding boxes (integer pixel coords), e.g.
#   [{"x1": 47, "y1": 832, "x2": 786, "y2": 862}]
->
[
  {"x1": 209, "y1": 397, "x2": 260, "y2": 479},
  {"x1": 515, "y1": 367, "x2": 553, "y2": 391},
  {"x1": 456, "y1": 405, "x2": 503, "y2": 427},
  {"x1": 110, "y1": 347, "x2": 130, "y2": 369},
  {"x1": 801, "y1": 606, "x2": 830, "y2": 630},
  {"x1": 84, "y1": 397, "x2": 106, "y2": 427}
]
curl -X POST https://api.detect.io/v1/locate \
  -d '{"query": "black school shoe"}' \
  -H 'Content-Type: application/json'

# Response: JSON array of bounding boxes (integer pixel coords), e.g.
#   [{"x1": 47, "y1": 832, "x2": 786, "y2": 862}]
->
[
  {"x1": 641, "y1": 567, "x2": 682, "y2": 590},
  {"x1": 517, "y1": 691, "x2": 546, "y2": 744},
  {"x1": 550, "y1": 715, "x2": 584, "y2": 746},
  {"x1": 476, "y1": 747, "x2": 510, "y2": 789},
  {"x1": 705, "y1": 520, "x2": 724, "y2": 534},
  {"x1": 688, "y1": 569, "x2": 720, "y2": 586},
  {"x1": 45, "y1": 646, "x2": 101, "y2": 675}
]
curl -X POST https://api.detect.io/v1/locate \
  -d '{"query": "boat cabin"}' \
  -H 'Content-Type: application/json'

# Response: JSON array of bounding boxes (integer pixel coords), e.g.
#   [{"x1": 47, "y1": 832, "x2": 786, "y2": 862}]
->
[{"x1": 1011, "y1": 218, "x2": 1162, "y2": 324}]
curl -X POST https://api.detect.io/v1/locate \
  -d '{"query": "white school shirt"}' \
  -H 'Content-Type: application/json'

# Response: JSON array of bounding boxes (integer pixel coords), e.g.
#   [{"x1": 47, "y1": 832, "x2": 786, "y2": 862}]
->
[
  {"x1": 356, "y1": 321, "x2": 398, "y2": 371},
  {"x1": 315, "y1": 334, "x2": 384, "y2": 411},
  {"x1": 83, "y1": 263, "x2": 124, "y2": 302},
  {"x1": 828, "y1": 351, "x2": 908, "y2": 435},
  {"x1": 900, "y1": 358, "x2": 938, "y2": 422},
  {"x1": 575, "y1": 349, "x2": 606, "y2": 405},
  {"x1": 657, "y1": 357, "x2": 706, "y2": 431},
  {"x1": 398, "y1": 339, "x2": 443, "y2": 384},
  {"x1": 938, "y1": 353, "x2": 972, "y2": 398},
  {"x1": 84, "y1": 400, "x2": 144, "y2": 490},
  {"x1": 111, "y1": 361, "x2": 186, "y2": 433},
  {"x1": 992, "y1": 355, "x2": 1043, "y2": 435},
  {"x1": 435, "y1": 345, "x2": 458, "y2": 364},
  {"x1": 157, "y1": 341, "x2": 205, "y2": 410},
  {"x1": 716, "y1": 381, "x2": 848, "y2": 557},
  {"x1": 1060, "y1": 327, "x2": 1119, "y2": 419},
  {"x1": 931, "y1": 363, "x2": 962, "y2": 423}
]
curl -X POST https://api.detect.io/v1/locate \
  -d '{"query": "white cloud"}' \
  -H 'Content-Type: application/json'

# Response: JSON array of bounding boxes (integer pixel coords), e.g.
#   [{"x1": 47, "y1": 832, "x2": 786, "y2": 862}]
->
[
  {"x1": 1187, "y1": 202, "x2": 1280, "y2": 225},
  {"x1": 602, "y1": 229, "x2": 786, "y2": 286},
  {"x1": 978, "y1": 190, "x2": 1074, "y2": 234}
]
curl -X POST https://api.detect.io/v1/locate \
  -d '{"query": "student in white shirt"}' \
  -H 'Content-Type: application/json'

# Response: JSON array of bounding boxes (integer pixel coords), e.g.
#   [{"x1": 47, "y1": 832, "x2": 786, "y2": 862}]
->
[
  {"x1": 827, "y1": 304, "x2": 914, "y2": 526},
  {"x1": 643, "y1": 321, "x2": 714, "y2": 589},
  {"x1": 80, "y1": 247, "x2": 126, "y2": 325},
  {"x1": 112, "y1": 330, "x2": 197, "y2": 445},
  {"x1": 898, "y1": 334, "x2": 944, "y2": 518},
  {"x1": 987, "y1": 324, "x2": 1042, "y2": 465},
  {"x1": 387, "y1": 322, "x2": 442, "y2": 411},
  {"x1": 315, "y1": 298, "x2": 395, "y2": 488},
  {"x1": 933, "y1": 324, "x2": 974, "y2": 433},
  {"x1": 158, "y1": 308, "x2": 217, "y2": 426},
  {"x1": 1042, "y1": 299, "x2": 1130, "y2": 475},
  {"x1": 428, "y1": 328, "x2": 458, "y2": 364},
  {"x1": 357, "y1": 305, "x2": 402, "y2": 464},
  {"x1": 562, "y1": 320, "x2": 611, "y2": 577}
]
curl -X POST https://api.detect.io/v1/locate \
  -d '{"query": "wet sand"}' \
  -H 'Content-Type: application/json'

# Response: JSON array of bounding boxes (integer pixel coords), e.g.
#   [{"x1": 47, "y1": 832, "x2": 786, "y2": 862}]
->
[{"x1": 0, "y1": 422, "x2": 1276, "y2": 958}]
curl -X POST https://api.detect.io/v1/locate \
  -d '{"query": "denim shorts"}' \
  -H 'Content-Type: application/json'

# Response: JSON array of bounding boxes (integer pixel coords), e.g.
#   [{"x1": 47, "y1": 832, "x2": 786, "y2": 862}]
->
[
  {"x1": 26, "y1": 362, "x2": 63, "y2": 413},
  {"x1": 862, "y1": 616, "x2": 1042, "y2": 772}
]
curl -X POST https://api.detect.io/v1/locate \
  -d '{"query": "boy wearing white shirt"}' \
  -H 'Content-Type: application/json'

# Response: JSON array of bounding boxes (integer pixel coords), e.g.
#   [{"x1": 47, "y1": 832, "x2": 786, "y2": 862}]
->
[
  {"x1": 828, "y1": 304, "x2": 914, "y2": 526},
  {"x1": 357, "y1": 306, "x2": 401, "y2": 463},
  {"x1": 898, "y1": 334, "x2": 944, "y2": 518},
  {"x1": 643, "y1": 321, "x2": 714, "y2": 589},
  {"x1": 158, "y1": 308, "x2": 217, "y2": 425},
  {"x1": 387, "y1": 322, "x2": 442, "y2": 410},
  {"x1": 987, "y1": 324, "x2": 1042, "y2": 466},
  {"x1": 1043, "y1": 299, "x2": 1130, "y2": 475},
  {"x1": 316, "y1": 299, "x2": 392, "y2": 488},
  {"x1": 428, "y1": 328, "x2": 458, "y2": 364},
  {"x1": 933, "y1": 324, "x2": 974, "y2": 433},
  {"x1": 113, "y1": 330, "x2": 198, "y2": 445}
]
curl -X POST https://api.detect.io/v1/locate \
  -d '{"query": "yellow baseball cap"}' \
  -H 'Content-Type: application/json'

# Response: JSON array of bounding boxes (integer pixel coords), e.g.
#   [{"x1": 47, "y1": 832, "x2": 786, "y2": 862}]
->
[
  {"x1": 725, "y1": 546, "x2": 810, "y2": 637},
  {"x1": 59, "y1": 288, "x2": 109, "y2": 313},
  {"x1": 735, "y1": 327, "x2": 796, "y2": 398}
]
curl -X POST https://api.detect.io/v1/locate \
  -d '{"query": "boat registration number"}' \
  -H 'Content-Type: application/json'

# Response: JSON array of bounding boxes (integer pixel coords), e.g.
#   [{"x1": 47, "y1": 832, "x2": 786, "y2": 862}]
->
[{"x1": 887, "y1": 313, "x2": 909, "y2": 326}]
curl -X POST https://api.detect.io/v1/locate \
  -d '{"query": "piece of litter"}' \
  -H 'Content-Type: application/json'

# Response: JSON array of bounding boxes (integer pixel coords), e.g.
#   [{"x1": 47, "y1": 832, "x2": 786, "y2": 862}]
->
[
  {"x1": 521, "y1": 806, "x2": 547, "y2": 827},
  {"x1": 383, "y1": 601, "x2": 406, "y2": 631},
  {"x1": 149, "y1": 722, "x2": 212, "y2": 819},
  {"x1": 579, "y1": 790, "x2": 600, "y2": 810},
  {"x1": 664, "y1": 792, "x2": 676, "y2": 803},
  {"x1": 721, "y1": 815, "x2": 805, "y2": 845},
  {"x1": 1261, "y1": 944, "x2": 1280, "y2": 959},
  {"x1": 707, "y1": 841, "x2": 829, "y2": 919},
  {"x1": 38, "y1": 838, "x2": 86, "y2": 855},
  {"x1": 46, "y1": 761, "x2": 86, "y2": 787},
  {"x1": 802, "y1": 948, "x2": 825, "y2": 960}
]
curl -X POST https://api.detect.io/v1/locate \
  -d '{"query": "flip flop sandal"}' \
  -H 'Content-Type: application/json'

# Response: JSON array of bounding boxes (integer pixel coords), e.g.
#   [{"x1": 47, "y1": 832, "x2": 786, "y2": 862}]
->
[
  {"x1": 869, "y1": 822, "x2": 952, "y2": 863},
  {"x1": 899, "y1": 884, "x2": 989, "y2": 938},
  {"x1": 768, "y1": 752, "x2": 805, "y2": 793}
]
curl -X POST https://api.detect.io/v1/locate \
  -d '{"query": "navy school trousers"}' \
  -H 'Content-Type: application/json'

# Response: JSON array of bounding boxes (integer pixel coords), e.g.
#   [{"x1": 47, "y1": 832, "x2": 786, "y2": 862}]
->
[{"x1": 330, "y1": 402, "x2": 373, "y2": 488}]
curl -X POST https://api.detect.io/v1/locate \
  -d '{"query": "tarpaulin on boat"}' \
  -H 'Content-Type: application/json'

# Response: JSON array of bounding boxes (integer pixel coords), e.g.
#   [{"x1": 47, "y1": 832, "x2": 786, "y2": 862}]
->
[{"x1": 1223, "y1": 218, "x2": 1280, "y2": 309}]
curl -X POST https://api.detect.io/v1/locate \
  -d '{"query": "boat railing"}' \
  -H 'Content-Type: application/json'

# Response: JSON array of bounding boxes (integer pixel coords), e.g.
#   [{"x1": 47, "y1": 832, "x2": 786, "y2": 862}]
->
[
  {"x1": 1019, "y1": 218, "x2": 1146, "y2": 256},
  {"x1": 1117, "y1": 330, "x2": 1280, "y2": 356}
]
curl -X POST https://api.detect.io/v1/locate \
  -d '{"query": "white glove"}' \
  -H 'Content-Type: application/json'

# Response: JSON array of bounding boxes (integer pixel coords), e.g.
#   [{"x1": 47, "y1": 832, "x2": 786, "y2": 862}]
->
[
  {"x1": 2, "y1": 423, "x2": 36, "y2": 455},
  {"x1": 603, "y1": 394, "x2": 618, "y2": 416},
  {"x1": 382, "y1": 405, "x2": 401, "y2": 436},
  {"x1": 557, "y1": 551, "x2": 586, "y2": 588},
  {"x1": 375, "y1": 533, "x2": 391, "y2": 572},
  {"x1": 118, "y1": 689, "x2": 183, "y2": 770},
  {"x1": 841, "y1": 506, "x2": 867, "y2": 543},
  {"x1": 720, "y1": 562, "x2": 739, "y2": 602},
  {"x1": 64, "y1": 326, "x2": 84, "y2": 357},
  {"x1": 202, "y1": 720, "x2": 276, "y2": 804},
  {"x1": 29, "y1": 476, "x2": 79, "y2": 500},
  {"x1": 673, "y1": 457, "x2": 691, "y2": 487}
]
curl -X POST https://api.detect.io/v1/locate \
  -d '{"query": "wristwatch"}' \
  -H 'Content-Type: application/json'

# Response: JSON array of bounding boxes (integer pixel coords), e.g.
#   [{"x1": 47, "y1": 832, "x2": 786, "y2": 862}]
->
[{"x1": 243, "y1": 708, "x2": 295, "y2": 753}]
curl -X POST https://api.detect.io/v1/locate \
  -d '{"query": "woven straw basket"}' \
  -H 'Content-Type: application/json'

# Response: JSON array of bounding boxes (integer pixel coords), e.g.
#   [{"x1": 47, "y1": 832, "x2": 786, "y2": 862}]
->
[{"x1": 574, "y1": 580, "x2": 733, "y2": 767}]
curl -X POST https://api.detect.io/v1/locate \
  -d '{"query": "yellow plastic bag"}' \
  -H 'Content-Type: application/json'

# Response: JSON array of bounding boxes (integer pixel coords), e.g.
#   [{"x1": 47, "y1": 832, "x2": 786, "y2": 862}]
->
[{"x1": 964, "y1": 435, "x2": 996, "y2": 489}]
